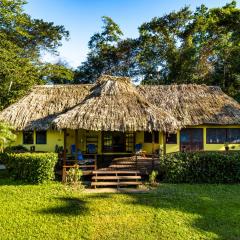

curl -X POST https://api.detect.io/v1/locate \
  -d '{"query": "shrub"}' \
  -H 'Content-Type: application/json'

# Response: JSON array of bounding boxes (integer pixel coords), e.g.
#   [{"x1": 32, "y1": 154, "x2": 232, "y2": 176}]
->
[
  {"x1": 1, "y1": 152, "x2": 58, "y2": 184},
  {"x1": 65, "y1": 165, "x2": 83, "y2": 189},
  {"x1": 149, "y1": 170, "x2": 158, "y2": 186},
  {"x1": 4, "y1": 145, "x2": 29, "y2": 153},
  {"x1": 159, "y1": 151, "x2": 240, "y2": 183}
]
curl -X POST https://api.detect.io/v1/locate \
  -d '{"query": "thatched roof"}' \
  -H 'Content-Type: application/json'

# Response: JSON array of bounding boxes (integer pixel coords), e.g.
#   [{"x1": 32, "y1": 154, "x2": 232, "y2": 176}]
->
[
  {"x1": 1, "y1": 75, "x2": 240, "y2": 132},
  {"x1": 0, "y1": 84, "x2": 92, "y2": 130},
  {"x1": 138, "y1": 84, "x2": 240, "y2": 126},
  {"x1": 52, "y1": 75, "x2": 180, "y2": 132}
]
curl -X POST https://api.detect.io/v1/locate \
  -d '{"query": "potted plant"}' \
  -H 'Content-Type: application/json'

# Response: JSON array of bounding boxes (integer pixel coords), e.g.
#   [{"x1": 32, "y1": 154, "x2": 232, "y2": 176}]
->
[{"x1": 224, "y1": 142, "x2": 229, "y2": 151}]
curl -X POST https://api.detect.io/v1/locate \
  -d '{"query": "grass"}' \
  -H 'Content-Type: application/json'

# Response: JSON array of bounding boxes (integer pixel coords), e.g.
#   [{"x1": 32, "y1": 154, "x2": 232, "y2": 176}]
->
[{"x1": 0, "y1": 175, "x2": 240, "y2": 239}]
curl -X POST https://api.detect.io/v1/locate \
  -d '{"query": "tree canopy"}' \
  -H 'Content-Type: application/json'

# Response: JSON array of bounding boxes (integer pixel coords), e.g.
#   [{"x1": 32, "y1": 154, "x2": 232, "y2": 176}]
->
[
  {"x1": 1, "y1": 0, "x2": 240, "y2": 108},
  {"x1": 74, "y1": 1, "x2": 240, "y2": 100},
  {"x1": 0, "y1": 0, "x2": 73, "y2": 109}
]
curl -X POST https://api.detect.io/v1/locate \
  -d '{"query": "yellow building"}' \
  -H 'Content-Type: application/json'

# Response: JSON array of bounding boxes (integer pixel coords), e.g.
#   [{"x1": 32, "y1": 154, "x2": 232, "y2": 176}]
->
[{"x1": 1, "y1": 75, "x2": 240, "y2": 161}]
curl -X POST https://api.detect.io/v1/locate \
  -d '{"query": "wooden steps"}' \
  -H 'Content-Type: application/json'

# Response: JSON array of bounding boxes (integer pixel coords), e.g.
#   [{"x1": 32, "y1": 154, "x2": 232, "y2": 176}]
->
[
  {"x1": 91, "y1": 170, "x2": 142, "y2": 188},
  {"x1": 91, "y1": 181, "x2": 142, "y2": 186},
  {"x1": 92, "y1": 176, "x2": 141, "y2": 180}
]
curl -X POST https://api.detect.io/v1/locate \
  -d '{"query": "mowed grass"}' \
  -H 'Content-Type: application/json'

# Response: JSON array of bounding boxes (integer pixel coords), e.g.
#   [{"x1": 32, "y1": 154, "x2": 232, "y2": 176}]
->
[{"x1": 0, "y1": 176, "x2": 240, "y2": 240}]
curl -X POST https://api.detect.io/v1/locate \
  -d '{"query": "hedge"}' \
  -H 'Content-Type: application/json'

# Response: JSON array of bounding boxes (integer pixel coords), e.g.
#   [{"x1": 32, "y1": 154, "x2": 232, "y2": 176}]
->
[
  {"x1": 159, "y1": 151, "x2": 240, "y2": 183},
  {"x1": 1, "y1": 153, "x2": 58, "y2": 184}
]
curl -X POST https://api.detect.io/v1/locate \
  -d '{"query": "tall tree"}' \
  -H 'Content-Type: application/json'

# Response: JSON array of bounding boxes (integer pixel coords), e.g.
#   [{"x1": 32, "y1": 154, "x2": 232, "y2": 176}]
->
[
  {"x1": 74, "y1": 16, "x2": 140, "y2": 83},
  {"x1": 0, "y1": 0, "x2": 69, "y2": 109},
  {"x1": 75, "y1": 1, "x2": 240, "y2": 101}
]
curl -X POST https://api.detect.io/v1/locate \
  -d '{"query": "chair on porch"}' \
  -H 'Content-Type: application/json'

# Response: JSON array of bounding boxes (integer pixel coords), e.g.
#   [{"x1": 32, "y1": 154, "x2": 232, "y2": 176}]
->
[{"x1": 87, "y1": 144, "x2": 97, "y2": 154}]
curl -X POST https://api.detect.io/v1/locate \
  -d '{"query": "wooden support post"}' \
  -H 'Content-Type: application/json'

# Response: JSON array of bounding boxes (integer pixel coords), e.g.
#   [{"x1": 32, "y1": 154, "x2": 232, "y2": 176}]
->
[
  {"x1": 152, "y1": 131, "x2": 155, "y2": 171},
  {"x1": 75, "y1": 129, "x2": 79, "y2": 164},
  {"x1": 62, "y1": 129, "x2": 67, "y2": 182},
  {"x1": 162, "y1": 132, "x2": 167, "y2": 156}
]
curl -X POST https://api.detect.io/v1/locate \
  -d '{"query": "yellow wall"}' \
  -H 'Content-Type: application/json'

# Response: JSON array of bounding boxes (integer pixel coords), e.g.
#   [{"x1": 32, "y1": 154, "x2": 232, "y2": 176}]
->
[
  {"x1": 203, "y1": 125, "x2": 240, "y2": 151},
  {"x1": 14, "y1": 130, "x2": 64, "y2": 152},
  {"x1": 13, "y1": 125, "x2": 240, "y2": 153},
  {"x1": 166, "y1": 130, "x2": 180, "y2": 154},
  {"x1": 135, "y1": 131, "x2": 164, "y2": 154},
  {"x1": 165, "y1": 125, "x2": 240, "y2": 153}
]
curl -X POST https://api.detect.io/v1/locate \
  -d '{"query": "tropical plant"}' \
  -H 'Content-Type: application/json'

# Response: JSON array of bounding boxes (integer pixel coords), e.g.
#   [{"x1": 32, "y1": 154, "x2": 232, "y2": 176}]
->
[
  {"x1": 149, "y1": 170, "x2": 158, "y2": 186},
  {"x1": 65, "y1": 165, "x2": 83, "y2": 188},
  {"x1": 0, "y1": 122, "x2": 16, "y2": 152}
]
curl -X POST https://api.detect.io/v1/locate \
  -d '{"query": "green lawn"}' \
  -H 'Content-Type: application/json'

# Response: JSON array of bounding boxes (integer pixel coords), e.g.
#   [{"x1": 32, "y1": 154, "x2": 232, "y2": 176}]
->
[{"x1": 0, "y1": 176, "x2": 240, "y2": 240}]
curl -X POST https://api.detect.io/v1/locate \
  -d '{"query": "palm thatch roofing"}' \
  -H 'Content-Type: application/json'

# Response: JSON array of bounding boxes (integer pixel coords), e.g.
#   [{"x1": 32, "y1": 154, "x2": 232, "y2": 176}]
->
[
  {"x1": 0, "y1": 85, "x2": 92, "y2": 130},
  {"x1": 52, "y1": 75, "x2": 179, "y2": 132},
  {"x1": 138, "y1": 84, "x2": 240, "y2": 126},
  {"x1": 1, "y1": 75, "x2": 240, "y2": 132}
]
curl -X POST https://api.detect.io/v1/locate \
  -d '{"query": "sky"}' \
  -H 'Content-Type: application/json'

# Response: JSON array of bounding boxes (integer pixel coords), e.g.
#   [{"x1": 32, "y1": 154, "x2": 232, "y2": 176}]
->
[{"x1": 24, "y1": 0, "x2": 238, "y2": 69}]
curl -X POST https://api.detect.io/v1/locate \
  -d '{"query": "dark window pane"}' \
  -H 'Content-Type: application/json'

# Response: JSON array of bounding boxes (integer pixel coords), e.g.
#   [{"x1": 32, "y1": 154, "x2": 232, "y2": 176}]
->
[
  {"x1": 36, "y1": 131, "x2": 47, "y2": 144},
  {"x1": 102, "y1": 132, "x2": 112, "y2": 152},
  {"x1": 180, "y1": 130, "x2": 190, "y2": 143},
  {"x1": 192, "y1": 129, "x2": 203, "y2": 143},
  {"x1": 166, "y1": 133, "x2": 177, "y2": 144},
  {"x1": 227, "y1": 128, "x2": 240, "y2": 143},
  {"x1": 125, "y1": 132, "x2": 135, "y2": 152},
  {"x1": 144, "y1": 131, "x2": 159, "y2": 143},
  {"x1": 206, "y1": 128, "x2": 226, "y2": 144},
  {"x1": 23, "y1": 131, "x2": 34, "y2": 144}
]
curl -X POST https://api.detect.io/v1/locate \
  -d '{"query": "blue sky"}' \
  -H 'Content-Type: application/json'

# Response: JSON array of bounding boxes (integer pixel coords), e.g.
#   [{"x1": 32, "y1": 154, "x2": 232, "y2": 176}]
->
[{"x1": 25, "y1": 0, "x2": 238, "y2": 68}]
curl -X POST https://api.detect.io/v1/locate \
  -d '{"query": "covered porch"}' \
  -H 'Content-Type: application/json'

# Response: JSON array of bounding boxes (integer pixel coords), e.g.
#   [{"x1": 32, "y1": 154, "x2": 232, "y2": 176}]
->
[{"x1": 61, "y1": 129, "x2": 165, "y2": 181}]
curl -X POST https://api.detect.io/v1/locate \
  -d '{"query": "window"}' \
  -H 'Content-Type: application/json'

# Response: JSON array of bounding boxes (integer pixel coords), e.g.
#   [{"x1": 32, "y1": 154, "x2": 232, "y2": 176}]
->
[
  {"x1": 102, "y1": 132, "x2": 112, "y2": 152},
  {"x1": 206, "y1": 128, "x2": 226, "y2": 144},
  {"x1": 36, "y1": 131, "x2": 47, "y2": 144},
  {"x1": 23, "y1": 131, "x2": 34, "y2": 144},
  {"x1": 206, "y1": 128, "x2": 240, "y2": 144},
  {"x1": 144, "y1": 131, "x2": 159, "y2": 143},
  {"x1": 166, "y1": 133, "x2": 177, "y2": 144},
  {"x1": 125, "y1": 132, "x2": 135, "y2": 152},
  {"x1": 227, "y1": 128, "x2": 240, "y2": 143},
  {"x1": 102, "y1": 132, "x2": 135, "y2": 153}
]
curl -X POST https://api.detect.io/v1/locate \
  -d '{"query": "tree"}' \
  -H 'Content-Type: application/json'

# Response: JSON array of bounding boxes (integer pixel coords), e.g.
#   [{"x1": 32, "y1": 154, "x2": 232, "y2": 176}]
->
[
  {"x1": 138, "y1": 1, "x2": 240, "y2": 97},
  {"x1": 0, "y1": 0, "x2": 69, "y2": 109},
  {"x1": 74, "y1": 1, "x2": 240, "y2": 101},
  {"x1": 74, "y1": 16, "x2": 140, "y2": 83},
  {"x1": 0, "y1": 122, "x2": 16, "y2": 152},
  {"x1": 41, "y1": 60, "x2": 74, "y2": 84}
]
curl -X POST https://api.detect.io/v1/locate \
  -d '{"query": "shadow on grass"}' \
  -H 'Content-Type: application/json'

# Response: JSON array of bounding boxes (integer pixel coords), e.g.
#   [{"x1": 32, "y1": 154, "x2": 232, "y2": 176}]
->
[
  {"x1": 0, "y1": 171, "x2": 28, "y2": 186},
  {"x1": 39, "y1": 197, "x2": 88, "y2": 216},
  {"x1": 38, "y1": 194, "x2": 112, "y2": 217},
  {"x1": 127, "y1": 184, "x2": 240, "y2": 240}
]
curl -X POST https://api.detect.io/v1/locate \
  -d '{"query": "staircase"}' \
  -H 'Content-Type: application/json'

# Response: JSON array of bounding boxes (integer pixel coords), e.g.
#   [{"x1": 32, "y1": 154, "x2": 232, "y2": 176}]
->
[
  {"x1": 108, "y1": 156, "x2": 160, "y2": 175},
  {"x1": 91, "y1": 170, "x2": 142, "y2": 188}
]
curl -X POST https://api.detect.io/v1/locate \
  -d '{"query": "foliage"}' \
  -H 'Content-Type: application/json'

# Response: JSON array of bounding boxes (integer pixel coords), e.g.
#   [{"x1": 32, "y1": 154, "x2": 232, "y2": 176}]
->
[
  {"x1": 41, "y1": 61, "x2": 74, "y2": 84},
  {"x1": 149, "y1": 170, "x2": 158, "y2": 186},
  {"x1": 74, "y1": 1, "x2": 240, "y2": 101},
  {"x1": 4, "y1": 145, "x2": 29, "y2": 153},
  {"x1": 0, "y1": 122, "x2": 16, "y2": 152},
  {"x1": 159, "y1": 151, "x2": 240, "y2": 183},
  {"x1": 65, "y1": 165, "x2": 83, "y2": 188},
  {"x1": 2, "y1": 152, "x2": 58, "y2": 183},
  {"x1": 0, "y1": 0, "x2": 69, "y2": 109},
  {"x1": 0, "y1": 182, "x2": 240, "y2": 239},
  {"x1": 74, "y1": 16, "x2": 139, "y2": 83}
]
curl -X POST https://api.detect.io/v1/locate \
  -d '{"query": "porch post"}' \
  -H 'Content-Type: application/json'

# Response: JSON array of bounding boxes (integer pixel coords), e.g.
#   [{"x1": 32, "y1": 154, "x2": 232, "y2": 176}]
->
[
  {"x1": 152, "y1": 131, "x2": 155, "y2": 170},
  {"x1": 63, "y1": 129, "x2": 67, "y2": 166},
  {"x1": 62, "y1": 129, "x2": 67, "y2": 182},
  {"x1": 151, "y1": 131, "x2": 155, "y2": 155},
  {"x1": 162, "y1": 132, "x2": 167, "y2": 155},
  {"x1": 75, "y1": 129, "x2": 79, "y2": 164}
]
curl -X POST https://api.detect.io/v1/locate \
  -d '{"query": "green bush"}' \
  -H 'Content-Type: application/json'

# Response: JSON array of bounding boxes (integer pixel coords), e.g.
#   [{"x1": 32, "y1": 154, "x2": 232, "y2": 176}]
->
[
  {"x1": 159, "y1": 152, "x2": 240, "y2": 183},
  {"x1": 4, "y1": 145, "x2": 29, "y2": 153},
  {"x1": 1, "y1": 153, "x2": 58, "y2": 184}
]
